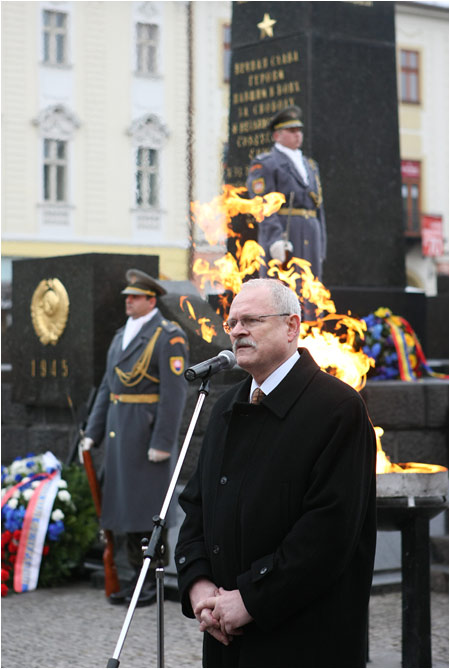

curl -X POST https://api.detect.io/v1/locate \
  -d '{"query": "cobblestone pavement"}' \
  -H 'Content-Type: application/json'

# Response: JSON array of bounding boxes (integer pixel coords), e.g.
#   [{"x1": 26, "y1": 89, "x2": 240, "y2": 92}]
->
[{"x1": 1, "y1": 580, "x2": 448, "y2": 668}]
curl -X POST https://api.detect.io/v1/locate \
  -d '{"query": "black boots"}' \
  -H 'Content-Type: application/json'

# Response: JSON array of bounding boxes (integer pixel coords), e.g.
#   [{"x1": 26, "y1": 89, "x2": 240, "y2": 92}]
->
[{"x1": 109, "y1": 569, "x2": 156, "y2": 607}]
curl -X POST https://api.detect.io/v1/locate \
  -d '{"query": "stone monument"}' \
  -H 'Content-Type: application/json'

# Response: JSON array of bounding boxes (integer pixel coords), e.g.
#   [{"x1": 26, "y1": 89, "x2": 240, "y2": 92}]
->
[{"x1": 225, "y1": 2, "x2": 419, "y2": 328}]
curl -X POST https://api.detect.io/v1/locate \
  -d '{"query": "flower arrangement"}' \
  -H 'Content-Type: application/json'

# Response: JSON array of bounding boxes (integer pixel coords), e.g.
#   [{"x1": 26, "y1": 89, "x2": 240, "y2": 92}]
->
[
  {"x1": 1, "y1": 452, "x2": 98, "y2": 596},
  {"x1": 356, "y1": 307, "x2": 447, "y2": 381}
]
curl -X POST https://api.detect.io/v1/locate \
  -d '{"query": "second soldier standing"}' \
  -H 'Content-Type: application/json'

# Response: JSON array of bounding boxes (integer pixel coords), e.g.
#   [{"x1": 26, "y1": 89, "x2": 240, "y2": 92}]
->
[
  {"x1": 246, "y1": 106, "x2": 327, "y2": 318},
  {"x1": 81, "y1": 269, "x2": 188, "y2": 606}
]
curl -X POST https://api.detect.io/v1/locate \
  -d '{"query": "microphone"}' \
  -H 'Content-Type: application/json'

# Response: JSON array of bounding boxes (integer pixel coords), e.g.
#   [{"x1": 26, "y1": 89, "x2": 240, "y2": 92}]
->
[{"x1": 184, "y1": 350, "x2": 236, "y2": 381}]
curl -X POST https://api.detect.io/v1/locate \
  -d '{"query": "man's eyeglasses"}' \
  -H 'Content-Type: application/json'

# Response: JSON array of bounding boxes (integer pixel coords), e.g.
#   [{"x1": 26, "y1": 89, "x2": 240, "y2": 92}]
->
[{"x1": 223, "y1": 313, "x2": 290, "y2": 334}]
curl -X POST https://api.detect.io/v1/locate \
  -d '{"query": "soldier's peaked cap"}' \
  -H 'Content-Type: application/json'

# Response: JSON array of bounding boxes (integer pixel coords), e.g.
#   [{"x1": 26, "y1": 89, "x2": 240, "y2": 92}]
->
[
  {"x1": 268, "y1": 105, "x2": 303, "y2": 132},
  {"x1": 121, "y1": 269, "x2": 167, "y2": 297}
]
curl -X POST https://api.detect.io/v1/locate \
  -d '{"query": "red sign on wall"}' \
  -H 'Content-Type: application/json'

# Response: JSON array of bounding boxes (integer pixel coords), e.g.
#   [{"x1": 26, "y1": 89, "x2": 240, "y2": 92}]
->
[
  {"x1": 422, "y1": 214, "x2": 444, "y2": 257},
  {"x1": 401, "y1": 160, "x2": 421, "y2": 180}
]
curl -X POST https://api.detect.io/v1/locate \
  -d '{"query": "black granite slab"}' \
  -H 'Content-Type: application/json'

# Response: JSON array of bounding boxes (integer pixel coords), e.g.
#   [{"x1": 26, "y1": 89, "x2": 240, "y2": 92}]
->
[
  {"x1": 11, "y1": 253, "x2": 159, "y2": 408},
  {"x1": 226, "y1": 1, "x2": 406, "y2": 290}
]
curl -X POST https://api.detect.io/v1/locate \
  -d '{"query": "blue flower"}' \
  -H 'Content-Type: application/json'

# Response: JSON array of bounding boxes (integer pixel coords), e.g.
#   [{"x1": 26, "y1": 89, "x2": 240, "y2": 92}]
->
[
  {"x1": 362, "y1": 314, "x2": 377, "y2": 328},
  {"x1": 2, "y1": 505, "x2": 26, "y2": 533},
  {"x1": 26, "y1": 461, "x2": 36, "y2": 469},
  {"x1": 14, "y1": 474, "x2": 23, "y2": 483},
  {"x1": 363, "y1": 343, "x2": 382, "y2": 359},
  {"x1": 376, "y1": 366, "x2": 398, "y2": 380},
  {"x1": 47, "y1": 520, "x2": 65, "y2": 541},
  {"x1": 370, "y1": 324, "x2": 384, "y2": 339}
]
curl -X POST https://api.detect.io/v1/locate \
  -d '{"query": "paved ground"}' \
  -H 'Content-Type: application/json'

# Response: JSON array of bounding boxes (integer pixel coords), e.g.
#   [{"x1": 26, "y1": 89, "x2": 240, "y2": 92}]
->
[{"x1": 1, "y1": 579, "x2": 448, "y2": 668}]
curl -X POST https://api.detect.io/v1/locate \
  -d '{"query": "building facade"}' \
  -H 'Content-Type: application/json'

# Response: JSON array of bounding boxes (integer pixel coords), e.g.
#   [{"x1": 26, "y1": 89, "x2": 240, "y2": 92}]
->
[
  {"x1": 2, "y1": 1, "x2": 231, "y2": 285},
  {"x1": 2, "y1": 1, "x2": 448, "y2": 297},
  {"x1": 396, "y1": 1, "x2": 449, "y2": 295}
]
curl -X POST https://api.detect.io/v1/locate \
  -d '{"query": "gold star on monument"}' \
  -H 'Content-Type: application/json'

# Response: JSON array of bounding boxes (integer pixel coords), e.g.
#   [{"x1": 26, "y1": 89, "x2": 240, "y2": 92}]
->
[{"x1": 257, "y1": 13, "x2": 277, "y2": 39}]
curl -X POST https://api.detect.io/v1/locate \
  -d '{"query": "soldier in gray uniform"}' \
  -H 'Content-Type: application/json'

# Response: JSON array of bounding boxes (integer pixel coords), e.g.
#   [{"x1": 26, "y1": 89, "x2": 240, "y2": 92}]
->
[
  {"x1": 246, "y1": 106, "x2": 327, "y2": 317},
  {"x1": 80, "y1": 269, "x2": 188, "y2": 606}
]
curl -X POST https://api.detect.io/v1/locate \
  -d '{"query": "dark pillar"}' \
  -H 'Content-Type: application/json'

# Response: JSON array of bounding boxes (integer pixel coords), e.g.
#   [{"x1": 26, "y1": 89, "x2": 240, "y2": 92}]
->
[
  {"x1": 401, "y1": 514, "x2": 432, "y2": 668},
  {"x1": 226, "y1": 1, "x2": 406, "y2": 291}
]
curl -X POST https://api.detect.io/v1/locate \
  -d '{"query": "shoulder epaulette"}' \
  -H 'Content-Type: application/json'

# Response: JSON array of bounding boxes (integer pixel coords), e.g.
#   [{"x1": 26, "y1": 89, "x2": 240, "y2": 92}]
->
[
  {"x1": 161, "y1": 319, "x2": 187, "y2": 337},
  {"x1": 161, "y1": 319, "x2": 177, "y2": 333},
  {"x1": 254, "y1": 151, "x2": 271, "y2": 161}
]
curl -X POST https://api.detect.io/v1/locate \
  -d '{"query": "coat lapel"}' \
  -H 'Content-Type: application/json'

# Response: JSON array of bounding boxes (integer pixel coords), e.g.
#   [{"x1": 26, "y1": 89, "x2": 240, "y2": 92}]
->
[
  {"x1": 221, "y1": 349, "x2": 321, "y2": 421},
  {"x1": 273, "y1": 147, "x2": 308, "y2": 188}
]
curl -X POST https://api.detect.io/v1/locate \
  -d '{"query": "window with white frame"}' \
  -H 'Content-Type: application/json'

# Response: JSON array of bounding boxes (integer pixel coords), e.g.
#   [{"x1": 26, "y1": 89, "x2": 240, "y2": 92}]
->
[
  {"x1": 399, "y1": 49, "x2": 420, "y2": 104},
  {"x1": 43, "y1": 138, "x2": 67, "y2": 203},
  {"x1": 128, "y1": 113, "x2": 168, "y2": 219},
  {"x1": 136, "y1": 147, "x2": 158, "y2": 207},
  {"x1": 136, "y1": 23, "x2": 158, "y2": 75},
  {"x1": 43, "y1": 10, "x2": 68, "y2": 65}
]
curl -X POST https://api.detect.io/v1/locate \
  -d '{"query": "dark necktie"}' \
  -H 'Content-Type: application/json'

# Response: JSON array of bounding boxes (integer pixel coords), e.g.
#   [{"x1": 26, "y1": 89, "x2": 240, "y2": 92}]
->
[{"x1": 251, "y1": 388, "x2": 265, "y2": 404}]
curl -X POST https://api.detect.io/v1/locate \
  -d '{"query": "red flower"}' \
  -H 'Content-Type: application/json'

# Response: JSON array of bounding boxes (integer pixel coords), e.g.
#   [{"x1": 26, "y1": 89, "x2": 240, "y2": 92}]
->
[
  {"x1": 1, "y1": 531, "x2": 12, "y2": 547},
  {"x1": 13, "y1": 529, "x2": 21, "y2": 540},
  {"x1": 42, "y1": 545, "x2": 50, "y2": 556},
  {"x1": 8, "y1": 542, "x2": 18, "y2": 554},
  {"x1": 1, "y1": 583, "x2": 8, "y2": 597},
  {"x1": 1, "y1": 568, "x2": 9, "y2": 582},
  {"x1": 8, "y1": 554, "x2": 16, "y2": 565}
]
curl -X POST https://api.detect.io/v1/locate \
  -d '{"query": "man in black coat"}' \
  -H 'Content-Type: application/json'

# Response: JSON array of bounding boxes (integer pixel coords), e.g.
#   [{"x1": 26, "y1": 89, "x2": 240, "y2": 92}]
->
[
  {"x1": 81, "y1": 269, "x2": 188, "y2": 606},
  {"x1": 175, "y1": 278, "x2": 376, "y2": 668}
]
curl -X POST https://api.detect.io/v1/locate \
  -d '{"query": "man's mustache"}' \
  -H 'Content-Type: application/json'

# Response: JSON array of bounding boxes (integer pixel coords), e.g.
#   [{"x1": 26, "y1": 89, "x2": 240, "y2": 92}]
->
[{"x1": 232, "y1": 338, "x2": 257, "y2": 355}]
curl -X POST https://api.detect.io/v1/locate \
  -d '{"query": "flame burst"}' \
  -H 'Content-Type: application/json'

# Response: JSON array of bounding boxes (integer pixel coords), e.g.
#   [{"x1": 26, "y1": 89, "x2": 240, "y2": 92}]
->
[
  {"x1": 375, "y1": 426, "x2": 447, "y2": 474},
  {"x1": 179, "y1": 296, "x2": 216, "y2": 343},
  {"x1": 191, "y1": 185, "x2": 286, "y2": 245},
  {"x1": 187, "y1": 185, "x2": 375, "y2": 390}
]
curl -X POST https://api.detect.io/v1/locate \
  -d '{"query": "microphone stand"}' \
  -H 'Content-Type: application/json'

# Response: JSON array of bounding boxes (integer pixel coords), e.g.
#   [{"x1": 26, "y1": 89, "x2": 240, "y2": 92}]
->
[{"x1": 106, "y1": 378, "x2": 211, "y2": 668}]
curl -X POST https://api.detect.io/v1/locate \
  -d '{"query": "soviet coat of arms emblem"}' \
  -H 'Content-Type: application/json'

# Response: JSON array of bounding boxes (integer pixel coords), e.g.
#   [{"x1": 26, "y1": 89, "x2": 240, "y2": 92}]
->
[{"x1": 30, "y1": 278, "x2": 70, "y2": 345}]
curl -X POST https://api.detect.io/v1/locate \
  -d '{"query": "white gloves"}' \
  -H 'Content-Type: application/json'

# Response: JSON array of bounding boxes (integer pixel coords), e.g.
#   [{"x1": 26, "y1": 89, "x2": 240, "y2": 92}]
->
[
  {"x1": 270, "y1": 239, "x2": 293, "y2": 262},
  {"x1": 78, "y1": 436, "x2": 94, "y2": 464},
  {"x1": 148, "y1": 448, "x2": 171, "y2": 463}
]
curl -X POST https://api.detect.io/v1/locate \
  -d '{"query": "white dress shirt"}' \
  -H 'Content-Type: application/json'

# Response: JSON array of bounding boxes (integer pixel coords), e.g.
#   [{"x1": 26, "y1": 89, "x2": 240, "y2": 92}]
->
[
  {"x1": 250, "y1": 350, "x2": 300, "y2": 401},
  {"x1": 275, "y1": 142, "x2": 309, "y2": 185},
  {"x1": 122, "y1": 307, "x2": 158, "y2": 350}
]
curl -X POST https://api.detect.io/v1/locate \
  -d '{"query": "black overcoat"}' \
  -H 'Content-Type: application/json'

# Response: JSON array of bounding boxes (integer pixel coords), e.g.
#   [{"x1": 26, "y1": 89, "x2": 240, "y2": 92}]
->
[
  {"x1": 176, "y1": 348, "x2": 376, "y2": 668},
  {"x1": 85, "y1": 310, "x2": 188, "y2": 533}
]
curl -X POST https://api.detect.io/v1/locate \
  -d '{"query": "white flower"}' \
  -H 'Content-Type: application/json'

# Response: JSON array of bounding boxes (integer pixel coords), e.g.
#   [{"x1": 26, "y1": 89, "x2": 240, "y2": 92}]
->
[
  {"x1": 23, "y1": 488, "x2": 34, "y2": 501},
  {"x1": 8, "y1": 498, "x2": 18, "y2": 509},
  {"x1": 31, "y1": 481, "x2": 40, "y2": 489},
  {"x1": 57, "y1": 490, "x2": 71, "y2": 503},
  {"x1": 1, "y1": 488, "x2": 7, "y2": 498},
  {"x1": 12, "y1": 490, "x2": 21, "y2": 499},
  {"x1": 51, "y1": 509, "x2": 65, "y2": 521},
  {"x1": 57, "y1": 480, "x2": 68, "y2": 489}
]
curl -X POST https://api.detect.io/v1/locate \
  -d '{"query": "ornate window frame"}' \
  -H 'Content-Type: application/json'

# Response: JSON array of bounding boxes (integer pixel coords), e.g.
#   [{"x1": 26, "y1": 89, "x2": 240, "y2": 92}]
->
[
  {"x1": 128, "y1": 113, "x2": 169, "y2": 233},
  {"x1": 32, "y1": 104, "x2": 80, "y2": 234}
]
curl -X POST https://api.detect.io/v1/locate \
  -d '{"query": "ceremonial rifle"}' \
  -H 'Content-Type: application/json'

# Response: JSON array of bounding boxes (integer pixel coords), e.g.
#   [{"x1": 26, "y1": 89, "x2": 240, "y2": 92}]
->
[
  {"x1": 66, "y1": 390, "x2": 120, "y2": 597},
  {"x1": 82, "y1": 447, "x2": 120, "y2": 597}
]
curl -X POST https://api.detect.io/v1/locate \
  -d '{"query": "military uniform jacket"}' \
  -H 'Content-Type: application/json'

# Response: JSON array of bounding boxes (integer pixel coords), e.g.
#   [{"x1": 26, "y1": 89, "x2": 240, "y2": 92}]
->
[
  {"x1": 176, "y1": 349, "x2": 376, "y2": 668},
  {"x1": 247, "y1": 147, "x2": 327, "y2": 280},
  {"x1": 85, "y1": 309, "x2": 188, "y2": 533}
]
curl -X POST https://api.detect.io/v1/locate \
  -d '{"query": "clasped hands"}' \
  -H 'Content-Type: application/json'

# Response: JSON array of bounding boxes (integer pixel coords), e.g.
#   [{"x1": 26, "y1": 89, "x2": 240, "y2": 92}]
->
[{"x1": 190, "y1": 578, "x2": 253, "y2": 646}]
